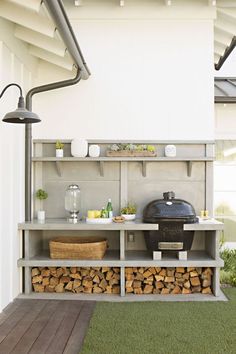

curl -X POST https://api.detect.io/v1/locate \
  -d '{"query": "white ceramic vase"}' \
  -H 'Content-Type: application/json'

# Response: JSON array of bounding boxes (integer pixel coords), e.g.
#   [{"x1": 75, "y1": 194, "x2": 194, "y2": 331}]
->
[
  {"x1": 89, "y1": 145, "x2": 100, "y2": 158},
  {"x1": 56, "y1": 149, "x2": 63, "y2": 158},
  {"x1": 37, "y1": 210, "x2": 45, "y2": 221},
  {"x1": 71, "y1": 139, "x2": 88, "y2": 157}
]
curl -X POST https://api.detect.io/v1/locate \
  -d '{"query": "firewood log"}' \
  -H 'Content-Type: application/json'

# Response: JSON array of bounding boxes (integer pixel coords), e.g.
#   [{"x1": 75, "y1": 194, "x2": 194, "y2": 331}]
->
[
  {"x1": 32, "y1": 275, "x2": 43, "y2": 284},
  {"x1": 65, "y1": 281, "x2": 73, "y2": 291},
  {"x1": 164, "y1": 276, "x2": 175, "y2": 283},
  {"x1": 55, "y1": 283, "x2": 64, "y2": 293},
  {"x1": 143, "y1": 285, "x2": 153, "y2": 294},
  {"x1": 176, "y1": 267, "x2": 185, "y2": 273},
  {"x1": 171, "y1": 285, "x2": 181, "y2": 294},
  {"x1": 41, "y1": 269, "x2": 50, "y2": 277},
  {"x1": 202, "y1": 287, "x2": 212, "y2": 294},
  {"x1": 60, "y1": 276, "x2": 71, "y2": 284},
  {"x1": 42, "y1": 277, "x2": 50, "y2": 286},
  {"x1": 33, "y1": 284, "x2": 45, "y2": 292},
  {"x1": 161, "y1": 288, "x2": 170, "y2": 294},
  {"x1": 93, "y1": 286, "x2": 103, "y2": 294},
  {"x1": 70, "y1": 267, "x2": 77, "y2": 274},
  {"x1": 50, "y1": 277, "x2": 59, "y2": 286},
  {"x1": 182, "y1": 287, "x2": 191, "y2": 294},
  {"x1": 112, "y1": 285, "x2": 120, "y2": 294},
  {"x1": 73, "y1": 280, "x2": 82, "y2": 289},
  {"x1": 190, "y1": 277, "x2": 200, "y2": 287},
  {"x1": 32, "y1": 268, "x2": 40, "y2": 277}
]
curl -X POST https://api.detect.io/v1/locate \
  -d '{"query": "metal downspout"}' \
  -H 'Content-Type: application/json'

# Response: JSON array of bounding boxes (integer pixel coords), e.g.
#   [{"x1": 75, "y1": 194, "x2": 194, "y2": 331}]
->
[{"x1": 25, "y1": 68, "x2": 82, "y2": 221}]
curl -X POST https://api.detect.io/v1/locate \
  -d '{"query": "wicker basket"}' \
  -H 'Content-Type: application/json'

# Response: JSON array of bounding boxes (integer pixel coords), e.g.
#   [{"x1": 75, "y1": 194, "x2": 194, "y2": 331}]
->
[{"x1": 49, "y1": 237, "x2": 108, "y2": 259}]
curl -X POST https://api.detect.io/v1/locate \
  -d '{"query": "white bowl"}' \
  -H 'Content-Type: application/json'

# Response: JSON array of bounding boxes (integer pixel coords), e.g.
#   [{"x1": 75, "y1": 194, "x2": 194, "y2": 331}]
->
[{"x1": 121, "y1": 214, "x2": 136, "y2": 221}]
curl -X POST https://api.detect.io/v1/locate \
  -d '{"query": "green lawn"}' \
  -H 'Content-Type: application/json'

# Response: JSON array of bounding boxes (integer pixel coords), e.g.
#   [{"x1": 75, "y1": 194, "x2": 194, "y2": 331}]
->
[{"x1": 81, "y1": 288, "x2": 236, "y2": 354}]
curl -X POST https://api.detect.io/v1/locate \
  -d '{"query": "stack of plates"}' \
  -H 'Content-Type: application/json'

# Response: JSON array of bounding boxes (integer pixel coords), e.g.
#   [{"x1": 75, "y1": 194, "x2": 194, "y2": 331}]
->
[{"x1": 86, "y1": 218, "x2": 112, "y2": 224}]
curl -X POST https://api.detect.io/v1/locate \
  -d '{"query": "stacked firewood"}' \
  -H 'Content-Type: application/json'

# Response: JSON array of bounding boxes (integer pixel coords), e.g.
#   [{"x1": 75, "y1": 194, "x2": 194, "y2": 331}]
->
[
  {"x1": 125, "y1": 267, "x2": 212, "y2": 295},
  {"x1": 32, "y1": 266, "x2": 120, "y2": 294}
]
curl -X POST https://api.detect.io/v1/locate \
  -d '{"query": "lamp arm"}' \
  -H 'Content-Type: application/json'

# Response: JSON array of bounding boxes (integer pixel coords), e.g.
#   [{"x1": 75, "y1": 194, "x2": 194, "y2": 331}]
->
[{"x1": 0, "y1": 83, "x2": 23, "y2": 99}]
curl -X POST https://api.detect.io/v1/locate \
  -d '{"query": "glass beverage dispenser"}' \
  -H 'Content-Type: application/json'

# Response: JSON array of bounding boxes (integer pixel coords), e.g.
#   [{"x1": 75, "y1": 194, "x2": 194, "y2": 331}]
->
[{"x1": 65, "y1": 184, "x2": 81, "y2": 222}]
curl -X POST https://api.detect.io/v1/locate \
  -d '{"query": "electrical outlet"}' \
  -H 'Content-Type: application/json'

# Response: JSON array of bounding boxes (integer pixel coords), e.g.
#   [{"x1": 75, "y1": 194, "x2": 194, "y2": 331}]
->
[{"x1": 128, "y1": 233, "x2": 135, "y2": 243}]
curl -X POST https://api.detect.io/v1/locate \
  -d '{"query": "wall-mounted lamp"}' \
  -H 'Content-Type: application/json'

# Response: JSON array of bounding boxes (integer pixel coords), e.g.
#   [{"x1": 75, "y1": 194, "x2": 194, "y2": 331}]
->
[{"x1": 0, "y1": 83, "x2": 40, "y2": 124}]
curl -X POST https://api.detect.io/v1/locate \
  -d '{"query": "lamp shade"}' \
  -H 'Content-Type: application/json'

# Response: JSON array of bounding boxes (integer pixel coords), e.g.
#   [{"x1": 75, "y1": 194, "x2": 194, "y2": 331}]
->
[
  {"x1": 2, "y1": 107, "x2": 40, "y2": 124},
  {"x1": 1, "y1": 83, "x2": 41, "y2": 124}
]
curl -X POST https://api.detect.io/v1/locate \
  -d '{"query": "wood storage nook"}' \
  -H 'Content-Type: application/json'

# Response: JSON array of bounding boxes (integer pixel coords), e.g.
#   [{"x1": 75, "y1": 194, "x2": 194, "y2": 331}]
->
[
  {"x1": 32, "y1": 266, "x2": 120, "y2": 294},
  {"x1": 17, "y1": 140, "x2": 226, "y2": 301},
  {"x1": 125, "y1": 267, "x2": 213, "y2": 295}
]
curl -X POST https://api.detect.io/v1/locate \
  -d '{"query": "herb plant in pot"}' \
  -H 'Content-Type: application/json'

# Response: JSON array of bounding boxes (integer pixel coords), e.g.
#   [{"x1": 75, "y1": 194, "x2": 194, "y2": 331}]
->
[
  {"x1": 56, "y1": 140, "x2": 64, "y2": 158},
  {"x1": 121, "y1": 203, "x2": 137, "y2": 221},
  {"x1": 36, "y1": 189, "x2": 48, "y2": 221}
]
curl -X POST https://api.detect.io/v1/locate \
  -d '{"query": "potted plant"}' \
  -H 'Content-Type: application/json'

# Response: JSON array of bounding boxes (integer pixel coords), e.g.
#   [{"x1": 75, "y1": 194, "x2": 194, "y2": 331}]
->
[
  {"x1": 56, "y1": 140, "x2": 64, "y2": 158},
  {"x1": 121, "y1": 203, "x2": 137, "y2": 221},
  {"x1": 107, "y1": 143, "x2": 156, "y2": 157},
  {"x1": 36, "y1": 189, "x2": 48, "y2": 221}
]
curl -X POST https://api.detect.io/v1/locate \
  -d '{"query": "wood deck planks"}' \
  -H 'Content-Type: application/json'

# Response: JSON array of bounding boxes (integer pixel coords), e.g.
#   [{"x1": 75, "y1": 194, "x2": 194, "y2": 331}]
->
[
  {"x1": 63, "y1": 301, "x2": 96, "y2": 354},
  {"x1": 28, "y1": 300, "x2": 75, "y2": 354},
  {"x1": 46, "y1": 301, "x2": 85, "y2": 354},
  {"x1": 0, "y1": 300, "x2": 24, "y2": 326},
  {"x1": 0, "y1": 299, "x2": 95, "y2": 354},
  {"x1": 0, "y1": 300, "x2": 40, "y2": 344},
  {"x1": 0, "y1": 300, "x2": 48, "y2": 353},
  {"x1": 11, "y1": 301, "x2": 60, "y2": 354}
]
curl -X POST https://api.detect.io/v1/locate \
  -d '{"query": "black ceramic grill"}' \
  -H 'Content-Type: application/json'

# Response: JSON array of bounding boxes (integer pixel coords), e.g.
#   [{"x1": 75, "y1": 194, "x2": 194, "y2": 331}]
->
[{"x1": 143, "y1": 191, "x2": 198, "y2": 251}]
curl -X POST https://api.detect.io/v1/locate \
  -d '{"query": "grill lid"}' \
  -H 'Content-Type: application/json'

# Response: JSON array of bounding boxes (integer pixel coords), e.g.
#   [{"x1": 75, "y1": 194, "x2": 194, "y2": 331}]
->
[{"x1": 143, "y1": 191, "x2": 198, "y2": 223}]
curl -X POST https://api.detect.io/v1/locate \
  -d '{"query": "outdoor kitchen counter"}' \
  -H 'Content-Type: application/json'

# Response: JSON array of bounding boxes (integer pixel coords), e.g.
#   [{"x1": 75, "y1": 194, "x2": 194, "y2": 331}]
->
[{"x1": 18, "y1": 218, "x2": 223, "y2": 231}]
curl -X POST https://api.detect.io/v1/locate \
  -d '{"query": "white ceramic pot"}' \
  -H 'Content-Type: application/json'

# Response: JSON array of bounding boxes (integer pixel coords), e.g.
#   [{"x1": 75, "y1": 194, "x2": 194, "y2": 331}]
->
[
  {"x1": 121, "y1": 214, "x2": 136, "y2": 221},
  {"x1": 71, "y1": 139, "x2": 88, "y2": 157},
  {"x1": 89, "y1": 145, "x2": 100, "y2": 158},
  {"x1": 56, "y1": 149, "x2": 63, "y2": 158},
  {"x1": 37, "y1": 210, "x2": 45, "y2": 221},
  {"x1": 165, "y1": 145, "x2": 176, "y2": 157}
]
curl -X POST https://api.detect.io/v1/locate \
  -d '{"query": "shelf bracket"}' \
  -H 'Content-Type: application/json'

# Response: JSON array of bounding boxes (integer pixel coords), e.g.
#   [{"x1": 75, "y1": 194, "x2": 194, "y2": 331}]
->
[
  {"x1": 187, "y1": 161, "x2": 193, "y2": 177},
  {"x1": 99, "y1": 161, "x2": 104, "y2": 177},
  {"x1": 55, "y1": 161, "x2": 62, "y2": 177},
  {"x1": 142, "y1": 161, "x2": 147, "y2": 177}
]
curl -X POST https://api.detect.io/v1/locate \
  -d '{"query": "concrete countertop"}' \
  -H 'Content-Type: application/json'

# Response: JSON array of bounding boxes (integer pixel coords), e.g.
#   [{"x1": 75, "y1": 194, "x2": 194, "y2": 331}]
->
[{"x1": 18, "y1": 218, "x2": 223, "y2": 231}]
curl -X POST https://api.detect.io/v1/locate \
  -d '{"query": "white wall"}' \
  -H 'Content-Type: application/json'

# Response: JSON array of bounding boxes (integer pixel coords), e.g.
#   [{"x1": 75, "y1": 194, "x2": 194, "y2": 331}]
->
[
  {"x1": 33, "y1": 5, "x2": 215, "y2": 140},
  {"x1": 0, "y1": 18, "x2": 37, "y2": 312}
]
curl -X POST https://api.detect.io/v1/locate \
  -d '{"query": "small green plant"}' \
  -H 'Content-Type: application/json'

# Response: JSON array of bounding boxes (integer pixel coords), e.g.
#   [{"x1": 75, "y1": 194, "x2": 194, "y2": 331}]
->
[
  {"x1": 56, "y1": 140, "x2": 64, "y2": 150},
  {"x1": 109, "y1": 143, "x2": 155, "y2": 152},
  {"x1": 121, "y1": 203, "x2": 137, "y2": 215},
  {"x1": 36, "y1": 189, "x2": 48, "y2": 211},
  {"x1": 220, "y1": 248, "x2": 236, "y2": 286},
  {"x1": 36, "y1": 189, "x2": 48, "y2": 200}
]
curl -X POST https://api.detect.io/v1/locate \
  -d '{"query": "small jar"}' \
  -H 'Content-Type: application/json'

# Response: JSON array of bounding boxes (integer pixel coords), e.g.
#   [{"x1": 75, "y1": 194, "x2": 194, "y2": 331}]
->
[
  {"x1": 89, "y1": 145, "x2": 100, "y2": 158},
  {"x1": 165, "y1": 145, "x2": 176, "y2": 157}
]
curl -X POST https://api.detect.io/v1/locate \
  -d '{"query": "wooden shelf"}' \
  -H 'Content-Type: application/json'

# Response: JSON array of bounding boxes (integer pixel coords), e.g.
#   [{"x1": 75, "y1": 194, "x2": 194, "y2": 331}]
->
[
  {"x1": 32, "y1": 156, "x2": 214, "y2": 162},
  {"x1": 17, "y1": 250, "x2": 224, "y2": 268},
  {"x1": 32, "y1": 156, "x2": 214, "y2": 177}
]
